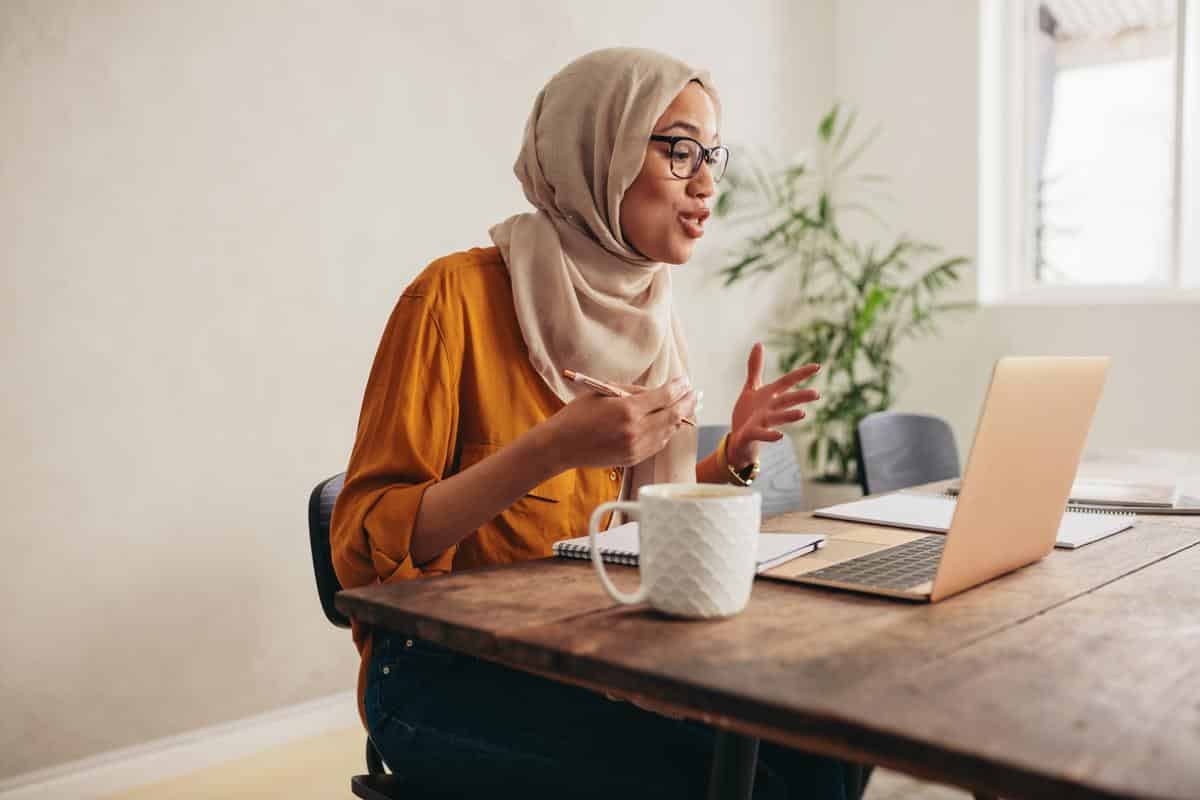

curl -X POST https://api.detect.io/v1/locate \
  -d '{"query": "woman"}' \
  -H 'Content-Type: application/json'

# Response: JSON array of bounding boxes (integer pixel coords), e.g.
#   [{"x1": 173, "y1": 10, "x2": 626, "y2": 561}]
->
[{"x1": 331, "y1": 47, "x2": 864, "y2": 798}]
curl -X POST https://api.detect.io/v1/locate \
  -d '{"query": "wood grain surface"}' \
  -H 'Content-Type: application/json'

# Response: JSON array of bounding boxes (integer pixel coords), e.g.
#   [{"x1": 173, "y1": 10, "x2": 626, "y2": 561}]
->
[{"x1": 335, "y1": 453, "x2": 1200, "y2": 799}]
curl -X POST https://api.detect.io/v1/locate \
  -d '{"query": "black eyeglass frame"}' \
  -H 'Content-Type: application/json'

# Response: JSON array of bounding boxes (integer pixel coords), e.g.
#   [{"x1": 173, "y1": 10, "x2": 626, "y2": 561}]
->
[{"x1": 649, "y1": 135, "x2": 730, "y2": 182}]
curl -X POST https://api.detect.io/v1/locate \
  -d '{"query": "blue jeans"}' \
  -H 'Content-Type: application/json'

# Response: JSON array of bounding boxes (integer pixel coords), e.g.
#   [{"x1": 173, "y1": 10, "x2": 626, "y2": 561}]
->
[{"x1": 365, "y1": 630, "x2": 868, "y2": 799}]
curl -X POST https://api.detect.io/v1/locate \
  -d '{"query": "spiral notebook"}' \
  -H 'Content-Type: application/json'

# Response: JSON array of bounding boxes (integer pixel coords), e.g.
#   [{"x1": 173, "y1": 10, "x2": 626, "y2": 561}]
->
[
  {"x1": 944, "y1": 478, "x2": 1200, "y2": 514},
  {"x1": 552, "y1": 522, "x2": 826, "y2": 572},
  {"x1": 813, "y1": 493, "x2": 1134, "y2": 550}
]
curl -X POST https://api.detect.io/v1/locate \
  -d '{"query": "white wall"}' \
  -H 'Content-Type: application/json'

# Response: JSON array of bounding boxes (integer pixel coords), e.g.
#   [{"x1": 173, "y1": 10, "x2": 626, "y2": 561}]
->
[
  {"x1": 832, "y1": 0, "x2": 1200, "y2": 458},
  {"x1": 0, "y1": 0, "x2": 834, "y2": 779}
]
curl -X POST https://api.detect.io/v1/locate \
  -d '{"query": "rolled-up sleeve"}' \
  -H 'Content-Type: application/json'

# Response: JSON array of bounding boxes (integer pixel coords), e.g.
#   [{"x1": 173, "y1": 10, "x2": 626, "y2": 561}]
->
[{"x1": 331, "y1": 290, "x2": 460, "y2": 589}]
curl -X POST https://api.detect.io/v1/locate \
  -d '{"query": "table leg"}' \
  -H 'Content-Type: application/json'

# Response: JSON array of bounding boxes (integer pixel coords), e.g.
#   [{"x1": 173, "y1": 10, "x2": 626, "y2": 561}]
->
[{"x1": 706, "y1": 729, "x2": 759, "y2": 800}]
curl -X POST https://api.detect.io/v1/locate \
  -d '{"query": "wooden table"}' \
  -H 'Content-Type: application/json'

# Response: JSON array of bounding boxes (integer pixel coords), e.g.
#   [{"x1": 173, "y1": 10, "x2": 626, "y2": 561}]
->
[{"x1": 337, "y1": 452, "x2": 1200, "y2": 799}]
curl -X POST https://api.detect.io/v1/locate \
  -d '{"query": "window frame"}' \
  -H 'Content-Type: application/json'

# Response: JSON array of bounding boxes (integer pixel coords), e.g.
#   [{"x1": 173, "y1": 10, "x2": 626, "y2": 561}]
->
[{"x1": 979, "y1": 0, "x2": 1200, "y2": 305}]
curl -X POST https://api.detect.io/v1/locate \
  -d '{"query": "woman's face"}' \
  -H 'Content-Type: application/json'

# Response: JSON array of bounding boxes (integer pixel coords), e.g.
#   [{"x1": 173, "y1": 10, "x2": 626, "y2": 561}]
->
[{"x1": 620, "y1": 82, "x2": 719, "y2": 265}]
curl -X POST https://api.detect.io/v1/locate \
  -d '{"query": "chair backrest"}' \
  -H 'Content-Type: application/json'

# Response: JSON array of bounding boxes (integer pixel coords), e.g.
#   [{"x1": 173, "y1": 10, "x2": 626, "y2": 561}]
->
[
  {"x1": 697, "y1": 424, "x2": 805, "y2": 515},
  {"x1": 308, "y1": 472, "x2": 350, "y2": 628},
  {"x1": 856, "y1": 412, "x2": 961, "y2": 495}
]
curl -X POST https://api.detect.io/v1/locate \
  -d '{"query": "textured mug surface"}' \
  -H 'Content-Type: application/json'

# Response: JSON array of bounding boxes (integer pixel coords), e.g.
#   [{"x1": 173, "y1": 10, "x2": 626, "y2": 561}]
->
[{"x1": 588, "y1": 483, "x2": 762, "y2": 619}]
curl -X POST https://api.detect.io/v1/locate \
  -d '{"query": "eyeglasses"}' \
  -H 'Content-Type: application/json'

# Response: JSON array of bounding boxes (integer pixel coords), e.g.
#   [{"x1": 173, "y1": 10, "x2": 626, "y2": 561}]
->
[{"x1": 649, "y1": 135, "x2": 730, "y2": 182}]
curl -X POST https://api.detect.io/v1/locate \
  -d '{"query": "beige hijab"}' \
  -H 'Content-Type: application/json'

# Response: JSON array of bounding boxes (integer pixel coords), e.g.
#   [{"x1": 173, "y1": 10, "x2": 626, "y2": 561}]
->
[{"x1": 489, "y1": 47, "x2": 719, "y2": 501}]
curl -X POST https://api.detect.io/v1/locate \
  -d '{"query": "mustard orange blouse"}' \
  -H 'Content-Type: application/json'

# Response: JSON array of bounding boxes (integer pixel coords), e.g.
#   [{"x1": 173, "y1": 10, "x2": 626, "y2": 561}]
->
[{"x1": 330, "y1": 246, "x2": 624, "y2": 724}]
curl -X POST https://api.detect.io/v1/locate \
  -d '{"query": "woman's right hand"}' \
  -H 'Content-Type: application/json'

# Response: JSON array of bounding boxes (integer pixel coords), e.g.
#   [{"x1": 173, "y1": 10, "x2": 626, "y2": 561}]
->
[{"x1": 541, "y1": 377, "x2": 697, "y2": 471}]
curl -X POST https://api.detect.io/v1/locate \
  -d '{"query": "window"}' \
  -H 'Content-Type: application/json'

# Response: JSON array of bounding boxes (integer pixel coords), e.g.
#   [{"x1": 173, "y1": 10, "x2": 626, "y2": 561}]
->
[{"x1": 980, "y1": 0, "x2": 1200, "y2": 303}]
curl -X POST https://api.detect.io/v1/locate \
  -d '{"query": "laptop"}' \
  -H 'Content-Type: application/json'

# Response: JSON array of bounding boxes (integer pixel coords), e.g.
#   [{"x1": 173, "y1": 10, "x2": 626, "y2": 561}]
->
[{"x1": 795, "y1": 356, "x2": 1110, "y2": 602}]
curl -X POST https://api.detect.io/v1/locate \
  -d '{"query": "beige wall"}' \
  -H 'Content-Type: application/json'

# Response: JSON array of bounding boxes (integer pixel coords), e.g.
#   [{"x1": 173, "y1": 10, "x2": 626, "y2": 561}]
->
[
  {"x1": 0, "y1": 0, "x2": 833, "y2": 779},
  {"x1": 13, "y1": 0, "x2": 1190, "y2": 782},
  {"x1": 832, "y1": 0, "x2": 1200, "y2": 457}
]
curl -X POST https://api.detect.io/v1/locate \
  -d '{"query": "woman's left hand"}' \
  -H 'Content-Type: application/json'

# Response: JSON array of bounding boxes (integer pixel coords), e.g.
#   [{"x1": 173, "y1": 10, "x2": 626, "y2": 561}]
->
[{"x1": 726, "y1": 342, "x2": 821, "y2": 470}]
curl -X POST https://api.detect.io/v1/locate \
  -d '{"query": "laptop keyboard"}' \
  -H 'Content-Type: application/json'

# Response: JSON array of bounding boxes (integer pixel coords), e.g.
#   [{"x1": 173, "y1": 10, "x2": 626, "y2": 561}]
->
[{"x1": 804, "y1": 535, "x2": 945, "y2": 590}]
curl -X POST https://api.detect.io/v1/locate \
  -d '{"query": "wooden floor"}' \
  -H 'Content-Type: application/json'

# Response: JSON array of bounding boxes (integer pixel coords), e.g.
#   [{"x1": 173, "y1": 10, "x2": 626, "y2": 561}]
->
[
  {"x1": 104, "y1": 724, "x2": 969, "y2": 799},
  {"x1": 104, "y1": 725, "x2": 364, "y2": 800},
  {"x1": 866, "y1": 769, "x2": 972, "y2": 800}
]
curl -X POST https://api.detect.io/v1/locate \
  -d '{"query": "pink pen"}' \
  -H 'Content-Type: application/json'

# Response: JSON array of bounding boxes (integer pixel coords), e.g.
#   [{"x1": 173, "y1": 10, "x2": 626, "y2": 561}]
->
[{"x1": 562, "y1": 369, "x2": 697, "y2": 427}]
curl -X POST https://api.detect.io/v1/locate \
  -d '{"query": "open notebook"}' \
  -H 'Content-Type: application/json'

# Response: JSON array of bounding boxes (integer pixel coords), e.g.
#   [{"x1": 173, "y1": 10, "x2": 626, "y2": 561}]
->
[
  {"x1": 945, "y1": 478, "x2": 1200, "y2": 514},
  {"x1": 813, "y1": 493, "x2": 1134, "y2": 549},
  {"x1": 553, "y1": 522, "x2": 826, "y2": 573}
]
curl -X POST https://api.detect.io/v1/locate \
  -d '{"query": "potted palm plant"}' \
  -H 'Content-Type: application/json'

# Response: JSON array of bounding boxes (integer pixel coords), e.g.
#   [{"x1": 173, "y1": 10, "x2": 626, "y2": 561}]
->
[{"x1": 714, "y1": 105, "x2": 972, "y2": 502}]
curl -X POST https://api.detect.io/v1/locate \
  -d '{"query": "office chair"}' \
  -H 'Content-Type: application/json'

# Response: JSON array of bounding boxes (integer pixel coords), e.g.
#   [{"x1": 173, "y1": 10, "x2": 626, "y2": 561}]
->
[
  {"x1": 855, "y1": 412, "x2": 961, "y2": 495},
  {"x1": 307, "y1": 473, "x2": 421, "y2": 799},
  {"x1": 310, "y1": 440, "x2": 807, "y2": 798},
  {"x1": 697, "y1": 424, "x2": 805, "y2": 514}
]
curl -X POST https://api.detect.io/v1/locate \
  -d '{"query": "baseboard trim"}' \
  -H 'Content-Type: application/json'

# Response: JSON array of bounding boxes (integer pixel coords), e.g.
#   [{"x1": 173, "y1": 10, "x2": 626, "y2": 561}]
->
[{"x1": 0, "y1": 690, "x2": 360, "y2": 800}]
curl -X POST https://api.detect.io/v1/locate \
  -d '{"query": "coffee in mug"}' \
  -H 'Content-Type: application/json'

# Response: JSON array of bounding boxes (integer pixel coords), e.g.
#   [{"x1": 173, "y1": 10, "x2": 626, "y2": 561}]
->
[{"x1": 587, "y1": 483, "x2": 762, "y2": 619}]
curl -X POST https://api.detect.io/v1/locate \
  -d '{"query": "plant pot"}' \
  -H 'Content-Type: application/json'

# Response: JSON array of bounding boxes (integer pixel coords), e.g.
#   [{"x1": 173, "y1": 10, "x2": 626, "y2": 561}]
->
[
  {"x1": 784, "y1": 425, "x2": 863, "y2": 510},
  {"x1": 801, "y1": 477, "x2": 863, "y2": 511}
]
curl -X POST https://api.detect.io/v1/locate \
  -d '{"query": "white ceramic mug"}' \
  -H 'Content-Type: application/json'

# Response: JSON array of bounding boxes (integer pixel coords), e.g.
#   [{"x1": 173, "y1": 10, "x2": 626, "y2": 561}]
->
[{"x1": 588, "y1": 483, "x2": 762, "y2": 619}]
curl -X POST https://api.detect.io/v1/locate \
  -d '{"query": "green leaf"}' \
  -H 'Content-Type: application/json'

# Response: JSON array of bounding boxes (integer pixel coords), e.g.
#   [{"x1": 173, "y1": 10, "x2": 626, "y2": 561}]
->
[
  {"x1": 818, "y1": 105, "x2": 839, "y2": 143},
  {"x1": 834, "y1": 123, "x2": 883, "y2": 174},
  {"x1": 916, "y1": 255, "x2": 969, "y2": 294},
  {"x1": 718, "y1": 252, "x2": 764, "y2": 286},
  {"x1": 833, "y1": 106, "x2": 859, "y2": 151},
  {"x1": 796, "y1": 290, "x2": 851, "y2": 306},
  {"x1": 840, "y1": 202, "x2": 888, "y2": 230},
  {"x1": 806, "y1": 438, "x2": 821, "y2": 470},
  {"x1": 714, "y1": 190, "x2": 734, "y2": 217}
]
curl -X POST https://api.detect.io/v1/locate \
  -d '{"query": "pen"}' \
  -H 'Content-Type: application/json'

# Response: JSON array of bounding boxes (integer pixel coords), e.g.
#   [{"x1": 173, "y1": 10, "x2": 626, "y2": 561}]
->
[{"x1": 562, "y1": 369, "x2": 697, "y2": 427}]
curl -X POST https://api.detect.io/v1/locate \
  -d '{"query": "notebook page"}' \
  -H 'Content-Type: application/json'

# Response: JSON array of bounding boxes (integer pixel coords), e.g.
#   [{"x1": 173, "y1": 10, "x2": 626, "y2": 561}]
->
[
  {"x1": 552, "y1": 524, "x2": 825, "y2": 570},
  {"x1": 813, "y1": 494, "x2": 955, "y2": 533},
  {"x1": 1053, "y1": 512, "x2": 1136, "y2": 549},
  {"x1": 573, "y1": 521, "x2": 640, "y2": 555},
  {"x1": 813, "y1": 494, "x2": 1134, "y2": 549},
  {"x1": 946, "y1": 478, "x2": 1178, "y2": 509},
  {"x1": 756, "y1": 533, "x2": 827, "y2": 571}
]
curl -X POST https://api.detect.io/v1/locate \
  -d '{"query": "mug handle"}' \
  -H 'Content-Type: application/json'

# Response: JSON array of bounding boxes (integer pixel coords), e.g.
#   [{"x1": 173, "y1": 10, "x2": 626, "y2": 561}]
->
[{"x1": 588, "y1": 501, "x2": 647, "y2": 605}]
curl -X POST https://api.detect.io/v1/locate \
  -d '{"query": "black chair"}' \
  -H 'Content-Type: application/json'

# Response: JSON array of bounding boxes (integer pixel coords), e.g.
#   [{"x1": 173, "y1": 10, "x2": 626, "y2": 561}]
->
[
  {"x1": 310, "y1": 440, "x2": 806, "y2": 798},
  {"x1": 697, "y1": 424, "x2": 805, "y2": 514},
  {"x1": 855, "y1": 412, "x2": 961, "y2": 495},
  {"x1": 307, "y1": 473, "x2": 417, "y2": 799},
  {"x1": 309, "y1": 473, "x2": 350, "y2": 628}
]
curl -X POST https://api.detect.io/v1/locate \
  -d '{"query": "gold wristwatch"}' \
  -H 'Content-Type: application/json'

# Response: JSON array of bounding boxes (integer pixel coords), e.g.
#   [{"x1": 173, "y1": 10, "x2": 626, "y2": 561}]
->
[{"x1": 718, "y1": 433, "x2": 760, "y2": 486}]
